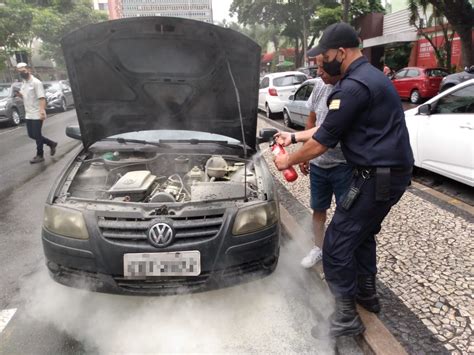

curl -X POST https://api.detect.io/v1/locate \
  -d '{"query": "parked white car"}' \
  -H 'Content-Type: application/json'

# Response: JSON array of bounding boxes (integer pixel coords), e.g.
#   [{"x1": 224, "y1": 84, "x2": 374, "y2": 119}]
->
[
  {"x1": 282, "y1": 79, "x2": 318, "y2": 128},
  {"x1": 258, "y1": 71, "x2": 308, "y2": 118},
  {"x1": 404, "y1": 79, "x2": 474, "y2": 186}
]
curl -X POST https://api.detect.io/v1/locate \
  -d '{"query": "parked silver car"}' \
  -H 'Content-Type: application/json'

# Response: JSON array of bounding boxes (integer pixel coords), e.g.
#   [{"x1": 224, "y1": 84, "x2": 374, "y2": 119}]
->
[
  {"x1": 282, "y1": 79, "x2": 317, "y2": 128},
  {"x1": 439, "y1": 66, "x2": 474, "y2": 92},
  {"x1": 0, "y1": 83, "x2": 25, "y2": 126},
  {"x1": 44, "y1": 81, "x2": 74, "y2": 112}
]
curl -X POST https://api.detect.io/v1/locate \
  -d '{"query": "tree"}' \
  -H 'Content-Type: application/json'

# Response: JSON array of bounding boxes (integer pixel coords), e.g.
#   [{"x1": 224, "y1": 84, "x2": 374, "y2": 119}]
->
[
  {"x1": 230, "y1": 0, "x2": 320, "y2": 67},
  {"x1": 409, "y1": 3, "x2": 455, "y2": 70},
  {"x1": 408, "y1": 0, "x2": 474, "y2": 68}
]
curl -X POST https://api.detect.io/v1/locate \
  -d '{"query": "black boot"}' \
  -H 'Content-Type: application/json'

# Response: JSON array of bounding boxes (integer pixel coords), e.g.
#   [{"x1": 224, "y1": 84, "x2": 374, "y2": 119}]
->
[
  {"x1": 330, "y1": 297, "x2": 365, "y2": 337},
  {"x1": 356, "y1": 274, "x2": 381, "y2": 313}
]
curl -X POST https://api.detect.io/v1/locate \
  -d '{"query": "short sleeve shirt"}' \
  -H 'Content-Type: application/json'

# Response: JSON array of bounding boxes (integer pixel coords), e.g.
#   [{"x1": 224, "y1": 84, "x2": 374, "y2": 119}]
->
[
  {"x1": 305, "y1": 78, "x2": 346, "y2": 168},
  {"x1": 313, "y1": 57, "x2": 414, "y2": 167},
  {"x1": 20, "y1": 75, "x2": 45, "y2": 120}
]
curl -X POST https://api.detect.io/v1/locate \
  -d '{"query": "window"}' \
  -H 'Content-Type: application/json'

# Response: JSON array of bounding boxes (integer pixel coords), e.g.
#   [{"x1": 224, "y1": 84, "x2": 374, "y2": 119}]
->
[
  {"x1": 295, "y1": 85, "x2": 309, "y2": 100},
  {"x1": 433, "y1": 84, "x2": 474, "y2": 114},
  {"x1": 405, "y1": 69, "x2": 420, "y2": 78},
  {"x1": 426, "y1": 69, "x2": 449, "y2": 77},
  {"x1": 273, "y1": 75, "x2": 306, "y2": 87},
  {"x1": 260, "y1": 77, "x2": 269, "y2": 89},
  {"x1": 394, "y1": 70, "x2": 407, "y2": 79}
]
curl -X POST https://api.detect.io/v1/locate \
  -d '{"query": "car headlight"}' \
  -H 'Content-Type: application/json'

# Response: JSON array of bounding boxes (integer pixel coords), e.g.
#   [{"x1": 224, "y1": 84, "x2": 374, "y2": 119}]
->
[
  {"x1": 0, "y1": 101, "x2": 7, "y2": 109},
  {"x1": 232, "y1": 201, "x2": 278, "y2": 235},
  {"x1": 43, "y1": 205, "x2": 89, "y2": 239}
]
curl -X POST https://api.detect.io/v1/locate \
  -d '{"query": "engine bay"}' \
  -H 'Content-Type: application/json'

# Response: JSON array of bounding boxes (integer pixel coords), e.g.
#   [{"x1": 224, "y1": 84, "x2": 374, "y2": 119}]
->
[{"x1": 67, "y1": 151, "x2": 262, "y2": 203}]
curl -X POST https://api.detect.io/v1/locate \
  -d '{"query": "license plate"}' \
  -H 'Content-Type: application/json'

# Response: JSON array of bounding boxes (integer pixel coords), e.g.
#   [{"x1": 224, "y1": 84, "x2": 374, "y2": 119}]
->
[{"x1": 123, "y1": 251, "x2": 201, "y2": 278}]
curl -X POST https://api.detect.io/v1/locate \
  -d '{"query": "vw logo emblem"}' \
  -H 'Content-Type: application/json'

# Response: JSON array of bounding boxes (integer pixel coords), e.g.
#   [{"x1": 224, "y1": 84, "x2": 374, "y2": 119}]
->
[{"x1": 148, "y1": 222, "x2": 175, "y2": 248}]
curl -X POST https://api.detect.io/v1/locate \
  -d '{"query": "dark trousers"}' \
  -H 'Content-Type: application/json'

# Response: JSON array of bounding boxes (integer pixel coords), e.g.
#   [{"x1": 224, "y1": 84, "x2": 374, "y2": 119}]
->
[
  {"x1": 26, "y1": 119, "x2": 55, "y2": 157},
  {"x1": 322, "y1": 171, "x2": 411, "y2": 297}
]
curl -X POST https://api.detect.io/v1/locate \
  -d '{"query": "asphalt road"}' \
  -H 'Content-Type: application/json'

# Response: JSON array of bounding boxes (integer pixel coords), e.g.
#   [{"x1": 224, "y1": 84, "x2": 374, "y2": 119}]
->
[{"x1": 0, "y1": 110, "x2": 340, "y2": 354}]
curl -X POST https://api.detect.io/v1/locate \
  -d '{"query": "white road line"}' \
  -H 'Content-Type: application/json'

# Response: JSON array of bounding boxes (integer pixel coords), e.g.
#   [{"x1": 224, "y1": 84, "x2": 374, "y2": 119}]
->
[
  {"x1": 0, "y1": 308, "x2": 17, "y2": 334},
  {"x1": 0, "y1": 126, "x2": 21, "y2": 136}
]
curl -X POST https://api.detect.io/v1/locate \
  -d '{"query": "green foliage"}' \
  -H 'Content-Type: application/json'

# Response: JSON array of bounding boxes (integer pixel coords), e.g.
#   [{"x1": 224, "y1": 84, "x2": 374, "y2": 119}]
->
[
  {"x1": 0, "y1": 0, "x2": 107, "y2": 70},
  {"x1": 311, "y1": 7, "x2": 342, "y2": 37},
  {"x1": 384, "y1": 43, "x2": 412, "y2": 71}
]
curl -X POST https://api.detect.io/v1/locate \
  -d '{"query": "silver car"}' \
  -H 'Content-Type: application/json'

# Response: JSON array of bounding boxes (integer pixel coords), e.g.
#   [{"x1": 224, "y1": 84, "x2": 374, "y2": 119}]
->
[{"x1": 282, "y1": 79, "x2": 317, "y2": 128}]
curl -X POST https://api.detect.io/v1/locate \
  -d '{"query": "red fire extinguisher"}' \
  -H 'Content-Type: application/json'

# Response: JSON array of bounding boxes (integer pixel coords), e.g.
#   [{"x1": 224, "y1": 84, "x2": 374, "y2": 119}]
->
[{"x1": 270, "y1": 138, "x2": 298, "y2": 182}]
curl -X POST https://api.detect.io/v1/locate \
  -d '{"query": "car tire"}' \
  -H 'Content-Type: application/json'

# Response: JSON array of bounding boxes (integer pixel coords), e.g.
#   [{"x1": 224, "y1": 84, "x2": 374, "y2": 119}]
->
[
  {"x1": 410, "y1": 89, "x2": 421, "y2": 104},
  {"x1": 10, "y1": 109, "x2": 21, "y2": 126},
  {"x1": 265, "y1": 103, "x2": 275, "y2": 119},
  {"x1": 283, "y1": 110, "x2": 294, "y2": 128},
  {"x1": 60, "y1": 98, "x2": 67, "y2": 112}
]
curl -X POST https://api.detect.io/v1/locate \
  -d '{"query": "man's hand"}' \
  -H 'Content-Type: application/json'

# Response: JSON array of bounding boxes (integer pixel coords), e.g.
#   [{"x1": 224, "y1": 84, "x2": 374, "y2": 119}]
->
[
  {"x1": 299, "y1": 161, "x2": 310, "y2": 175},
  {"x1": 39, "y1": 109, "x2": 47, "y2": 121},
  {"x1": 274, "y1": 131, "x2": 292, "y2": 147},
  {"x1": 273, "y1": 149, "x2": 291, "y2": 171}
]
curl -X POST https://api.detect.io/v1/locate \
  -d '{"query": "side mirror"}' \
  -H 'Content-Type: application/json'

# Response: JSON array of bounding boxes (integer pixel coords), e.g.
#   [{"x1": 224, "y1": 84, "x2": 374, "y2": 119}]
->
[
  {"x1": 418, "y1": 104, "x2": 431, "y2": 115},
  {"x1": 289, "y1": 95, "x2": 294, "y2": 100},
  {"x1": 257, "y1": 128, "x2": 278, "y2": 144},
  {"x1": 65, "y1": 125, "x2": 81, "y2": 140}
]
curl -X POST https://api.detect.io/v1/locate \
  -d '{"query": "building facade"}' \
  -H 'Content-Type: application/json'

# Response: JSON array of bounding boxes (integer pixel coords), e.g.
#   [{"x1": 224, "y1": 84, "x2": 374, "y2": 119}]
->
[{"x1": 112, "y1": 0, "x2": 213, "y2": 23}]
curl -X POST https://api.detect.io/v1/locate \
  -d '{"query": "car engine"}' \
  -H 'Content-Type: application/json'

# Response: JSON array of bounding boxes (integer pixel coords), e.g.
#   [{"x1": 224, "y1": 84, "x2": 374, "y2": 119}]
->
[{"x1": 67, "y1": 151, "x2": 261, "y2": 203}]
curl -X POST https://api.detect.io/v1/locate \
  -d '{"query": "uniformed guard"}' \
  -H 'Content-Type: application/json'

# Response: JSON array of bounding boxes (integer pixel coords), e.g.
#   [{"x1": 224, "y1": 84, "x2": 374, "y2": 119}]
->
[{"x1": 274, "y1": 22, "x2": 414, "y2": 337}]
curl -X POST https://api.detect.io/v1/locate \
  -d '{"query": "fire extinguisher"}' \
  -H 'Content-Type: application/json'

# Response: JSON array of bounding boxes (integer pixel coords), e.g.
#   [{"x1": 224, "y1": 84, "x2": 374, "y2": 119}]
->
[{"x1": 270, "y1": 138, "x2": 298, "y2": 182}]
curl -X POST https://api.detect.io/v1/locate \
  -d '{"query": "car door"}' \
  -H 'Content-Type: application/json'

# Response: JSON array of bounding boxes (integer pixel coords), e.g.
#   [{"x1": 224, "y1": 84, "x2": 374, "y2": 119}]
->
[
  {"x1": 417, "y1": 83, "x2": 474, "y2": 186},
  {"x1": 403, "y1": 68, "x2": 421, "y2": 97},
  {"x1": 258, "y1": 77, "x2": 270, "y2": 110},
  {"x1": 288, "y1": 84, "x2": 309, "y2": 126},
  {"x1": 296, "y1": 83, "x2": 315, "y2": 126},
  {"x1": 391, "y1": 69, "x2": 408, "y2": 98}
]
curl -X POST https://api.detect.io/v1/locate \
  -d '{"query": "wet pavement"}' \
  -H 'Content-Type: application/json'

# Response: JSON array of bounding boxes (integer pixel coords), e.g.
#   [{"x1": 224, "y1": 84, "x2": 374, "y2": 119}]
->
[{"x1": 258, "y1": 117, "x2": 474, "y2": 354}]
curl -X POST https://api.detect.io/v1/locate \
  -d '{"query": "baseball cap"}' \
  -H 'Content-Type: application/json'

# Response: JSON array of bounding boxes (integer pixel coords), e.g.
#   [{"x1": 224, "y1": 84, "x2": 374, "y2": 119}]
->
[
  {"x1": 16, "y1": 62, "x2": 28, "y2": 69},
  {"x1": 310, "y1": 22, "x2": 360, "y2": 56}
]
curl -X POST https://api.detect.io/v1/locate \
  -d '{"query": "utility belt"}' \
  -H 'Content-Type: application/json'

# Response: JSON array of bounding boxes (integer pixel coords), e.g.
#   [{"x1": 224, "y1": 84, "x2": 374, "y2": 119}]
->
[{"x1": 341, "y1": 166, "x2": 412, "y2": 210}]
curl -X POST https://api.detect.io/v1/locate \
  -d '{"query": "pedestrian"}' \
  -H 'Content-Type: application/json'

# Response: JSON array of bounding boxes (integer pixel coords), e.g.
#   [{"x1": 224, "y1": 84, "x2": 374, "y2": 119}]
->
[
  {"x1": 299, "y1": 55, "x2": 353, "y2": 269},
  {"x1": 273, "y1": 22, "x2": 413, "y2": 337},
  {"x1": 383, "y1": 64, "x2": 392, "y2": 77},
  {"x1": 16, "y1": 63, "x2": 57, "y2": 164}
]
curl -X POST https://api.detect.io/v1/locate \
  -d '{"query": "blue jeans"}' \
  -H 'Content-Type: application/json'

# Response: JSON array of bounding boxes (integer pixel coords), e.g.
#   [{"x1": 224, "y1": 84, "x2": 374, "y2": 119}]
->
[
  {"x1": 26, "y1": 119, "x2": 55, "y2": 157},
  {"x1": 310, "y1": 164, "x2": 353, "y2": 211}
]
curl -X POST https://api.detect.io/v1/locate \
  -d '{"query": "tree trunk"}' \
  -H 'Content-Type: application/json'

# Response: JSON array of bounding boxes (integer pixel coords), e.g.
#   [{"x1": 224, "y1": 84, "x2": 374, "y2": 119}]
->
[
  {"x1": 455, "y1": 25, "x2": 473, "y2": 68},
  {"x1": 343, "y1": 0, "x2": 350, "y2": 22}
]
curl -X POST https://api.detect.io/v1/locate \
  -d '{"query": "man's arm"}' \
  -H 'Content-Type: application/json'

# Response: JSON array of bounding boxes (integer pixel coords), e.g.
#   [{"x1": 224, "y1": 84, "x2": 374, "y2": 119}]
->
[
  {"x1": 39, "y1": 98, "x2": 46, "y2": 120},
  {"x1": 274, "y1": 137, "x2": 328, "y2": 170}
]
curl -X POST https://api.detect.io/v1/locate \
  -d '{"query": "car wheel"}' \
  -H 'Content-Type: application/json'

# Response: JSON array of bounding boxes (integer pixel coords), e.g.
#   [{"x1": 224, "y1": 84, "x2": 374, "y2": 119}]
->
[
  {"x1": 283, "y1": 110, "x2": 293, "y2": 128},
  {"x1": 10, "y1": 109, "x2": 21, "y2": 126},
  {"x1": 265, "y1": 103, "x2": 275, "y2": 119},
  {"x1": 410, "y1": 90, "x2": 421, "y2": 104},
  {"x1": 60, "y1": 98, "x2": 67, "y2": 112}
]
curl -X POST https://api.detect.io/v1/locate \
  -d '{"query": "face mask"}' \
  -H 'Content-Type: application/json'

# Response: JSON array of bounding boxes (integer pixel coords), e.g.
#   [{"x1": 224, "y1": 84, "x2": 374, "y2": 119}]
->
[
  {"x1": 20, "y1": 72, "x2": 30, "y2": 80},
  {"x1": 322, "y1": 53, "x2": 342, "y2": 77}
]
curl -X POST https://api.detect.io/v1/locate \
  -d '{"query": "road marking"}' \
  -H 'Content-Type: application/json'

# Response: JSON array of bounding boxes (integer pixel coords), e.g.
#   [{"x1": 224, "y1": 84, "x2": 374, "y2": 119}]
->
[
  {"x1": 0, "y1": 126, "x2": 21, "y2": 136},
  {"x1": 0, "y1": 308, "x2": 17, "y2": 334}
]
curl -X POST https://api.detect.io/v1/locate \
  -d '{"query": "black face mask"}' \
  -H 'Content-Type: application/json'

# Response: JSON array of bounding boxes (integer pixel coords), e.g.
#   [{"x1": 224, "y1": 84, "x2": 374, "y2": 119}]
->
[
  {"x1": 19, "y1": 72, "x2": 30, "y2": 80},
  {"x1": 322, "y1": 54, "x2": 342, "y2": 76}
]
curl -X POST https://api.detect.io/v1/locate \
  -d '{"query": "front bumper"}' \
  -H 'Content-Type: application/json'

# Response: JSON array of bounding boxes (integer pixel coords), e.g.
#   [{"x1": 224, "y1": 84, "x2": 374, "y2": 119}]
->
[
  {"x1": 0, "y1": 108, "x2": 12, "y2": 123},
  {"x1": 42, "y1": 214, "x2": 280, "y2": 295}
]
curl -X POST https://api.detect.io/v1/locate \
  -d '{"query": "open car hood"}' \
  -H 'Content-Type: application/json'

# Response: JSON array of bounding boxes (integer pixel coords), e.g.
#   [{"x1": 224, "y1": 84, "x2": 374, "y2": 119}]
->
[{"x1": 61, "y1": 17, "x2": 261, "y2": 150}]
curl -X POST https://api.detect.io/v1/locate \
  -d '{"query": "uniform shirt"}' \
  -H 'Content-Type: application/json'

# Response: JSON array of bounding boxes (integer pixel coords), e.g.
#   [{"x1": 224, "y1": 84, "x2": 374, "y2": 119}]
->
[
  {"x1": 20, "y1": 75, "x2": 45, "y2": 120},
  {"x1": 313, "y1": 57, "x2": 414, "y2": 167},
  {"x1": 305, "y1": 78, "x2": 346, "y2": 168}
]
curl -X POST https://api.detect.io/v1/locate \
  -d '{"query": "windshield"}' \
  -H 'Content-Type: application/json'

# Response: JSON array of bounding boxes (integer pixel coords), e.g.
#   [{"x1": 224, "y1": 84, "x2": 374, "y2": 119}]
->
[
  {"x1": 106, "y1": 130, "x2": 241, "y2": 144},
  {"x1": 0, "y1": 85, "x2": 11, "y2": 98},
  {"x1": 44, "y1": 82, "x2": 61, "y2": 92}
]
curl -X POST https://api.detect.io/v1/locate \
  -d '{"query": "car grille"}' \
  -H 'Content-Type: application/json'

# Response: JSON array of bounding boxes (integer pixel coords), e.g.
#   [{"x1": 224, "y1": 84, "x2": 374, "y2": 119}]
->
[{"x1": 98, "y1": 214, "x2": 225, "y2": 245}]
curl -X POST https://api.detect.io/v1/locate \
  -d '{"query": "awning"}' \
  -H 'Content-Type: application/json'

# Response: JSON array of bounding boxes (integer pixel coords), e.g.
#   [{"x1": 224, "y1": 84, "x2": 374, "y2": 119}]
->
[
  {"x1": 363, "y1": 31, "x2": 418, "y2": 48},
  {"x1": 276, "y1": 60, "x2": 294, "y2": 67}
]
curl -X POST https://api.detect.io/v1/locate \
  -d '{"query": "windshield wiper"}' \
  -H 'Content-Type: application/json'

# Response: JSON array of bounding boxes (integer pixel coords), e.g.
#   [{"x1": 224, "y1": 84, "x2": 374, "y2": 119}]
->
[
  {"x1": 158, "y1": 138, "x2": 247, "y2": 150},
  {"x1": 101, "y1": 137, "x2": 168, "y2": 148}
]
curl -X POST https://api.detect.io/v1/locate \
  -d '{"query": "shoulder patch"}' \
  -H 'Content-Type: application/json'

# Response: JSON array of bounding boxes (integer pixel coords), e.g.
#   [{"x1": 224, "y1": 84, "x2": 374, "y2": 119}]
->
[{"x1": 329, "y1": 99, "x2": 341, "y2": 110}]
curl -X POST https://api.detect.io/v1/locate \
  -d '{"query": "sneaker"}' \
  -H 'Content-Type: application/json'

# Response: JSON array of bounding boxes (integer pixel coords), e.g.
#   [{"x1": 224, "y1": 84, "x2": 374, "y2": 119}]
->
[
  {"x1": 301, "y1": 246, "x2": 322, "y2": 268},
  {"x1": 50, "y1": 142, "x2": 58, "y2": 156},
  {"x1": 30, "y1": 155, "x2": 45, "y2": 164}
]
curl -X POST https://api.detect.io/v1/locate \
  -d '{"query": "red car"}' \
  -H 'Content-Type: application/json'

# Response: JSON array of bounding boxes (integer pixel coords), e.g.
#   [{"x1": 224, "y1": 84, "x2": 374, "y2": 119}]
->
[{"x1": 391, "y1": 67, "x2": 449, "y2": 104}]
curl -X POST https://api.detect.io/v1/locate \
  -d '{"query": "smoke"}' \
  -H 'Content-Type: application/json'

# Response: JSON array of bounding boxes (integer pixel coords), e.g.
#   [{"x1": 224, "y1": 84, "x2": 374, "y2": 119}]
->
[{"x1": 21, "y1": 240, "x2": 334, "y2": 354}]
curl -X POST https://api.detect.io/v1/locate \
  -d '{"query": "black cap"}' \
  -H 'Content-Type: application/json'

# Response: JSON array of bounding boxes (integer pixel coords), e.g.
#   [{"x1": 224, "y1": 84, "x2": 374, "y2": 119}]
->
[{"x1": 310, "y1": 22, "x2": 360, "y2": 56}]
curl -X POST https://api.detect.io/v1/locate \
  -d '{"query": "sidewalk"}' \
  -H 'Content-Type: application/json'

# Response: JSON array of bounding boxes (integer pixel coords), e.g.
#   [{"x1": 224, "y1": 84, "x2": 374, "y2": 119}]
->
[{"x1": 258, "y1": 119, "x2": 473, "y2": 354}]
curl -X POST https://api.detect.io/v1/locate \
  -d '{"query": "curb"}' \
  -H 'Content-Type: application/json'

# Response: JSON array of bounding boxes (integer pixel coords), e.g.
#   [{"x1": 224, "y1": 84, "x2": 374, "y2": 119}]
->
[{"x1": 279, "y1": 205, "x2": 408, "y2": 355}]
